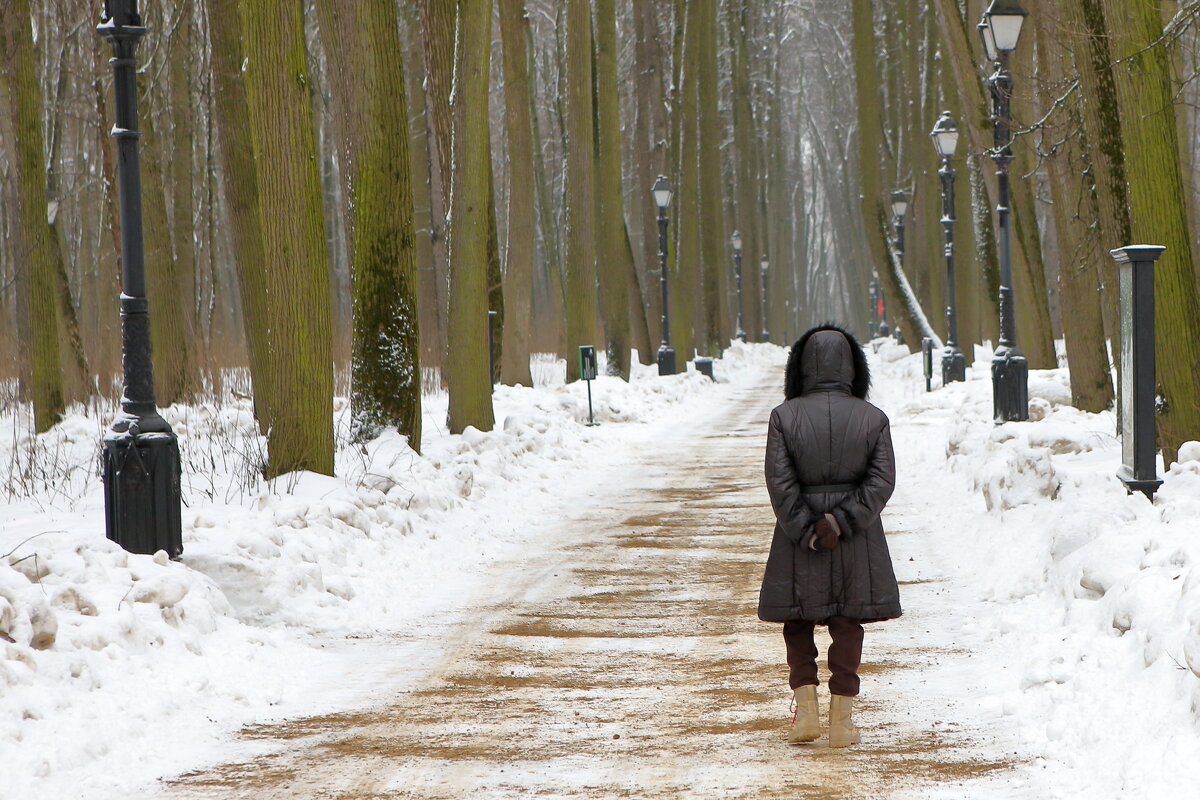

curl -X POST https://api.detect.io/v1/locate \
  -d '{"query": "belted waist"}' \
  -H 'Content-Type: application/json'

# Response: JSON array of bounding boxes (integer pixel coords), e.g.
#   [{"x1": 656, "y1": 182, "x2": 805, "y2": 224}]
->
[{"x1": 800, "y1": 483, "x2": 857, "y2": 494}]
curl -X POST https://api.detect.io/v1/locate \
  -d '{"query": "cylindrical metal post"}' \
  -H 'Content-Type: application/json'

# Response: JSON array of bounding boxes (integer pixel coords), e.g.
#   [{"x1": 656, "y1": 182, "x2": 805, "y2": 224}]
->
[{"x1": 98, "y1": 0, "x2": 182, "y2": 558}]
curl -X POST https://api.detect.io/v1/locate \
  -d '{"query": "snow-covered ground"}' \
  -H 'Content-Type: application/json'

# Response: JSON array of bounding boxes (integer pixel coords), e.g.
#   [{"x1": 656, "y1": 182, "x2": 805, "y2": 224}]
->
[
  {"x1": 868, "y1": 340, "x2": 1200, "y2": 798},
  {"x1": 4, "y1": 337, "x2": 1199, "y2": 798},
  {"x1": 0, "y1": 345, "x2": 781, "y2": 800}
]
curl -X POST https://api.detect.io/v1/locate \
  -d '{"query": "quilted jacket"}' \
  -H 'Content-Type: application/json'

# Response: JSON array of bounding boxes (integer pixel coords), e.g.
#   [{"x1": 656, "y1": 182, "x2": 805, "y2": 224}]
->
[{"x1": 757, "y1": 325, "x2": 901, "y2": 624}]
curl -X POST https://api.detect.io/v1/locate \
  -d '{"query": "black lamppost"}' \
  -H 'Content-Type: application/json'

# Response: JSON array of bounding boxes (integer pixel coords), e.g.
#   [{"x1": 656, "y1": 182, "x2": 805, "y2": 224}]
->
[
  {"x1": 653, "y1": 175, "x2": 676, "y2": 375},
  {"x1": 731, "y1": 231, "x2": 746, "y2": 342},
  {"x1": 759, "y1": 255, "x2": 769, "y2": 342},
  {"x1": 890, "y1": 191, "x2": 908, "y2": 344},
  {"x1": 931, "y1": 110, "x2": 966, "y2": 383},
  {"x1": 891, "y1": 190, "x2": 909, "y2": 263},
  {"x1": 980, "y1": 0, "x2": 1029, "y2": 421},
  {"x1": 98, "y1": 0, "x2": 182, "y2": 558}
]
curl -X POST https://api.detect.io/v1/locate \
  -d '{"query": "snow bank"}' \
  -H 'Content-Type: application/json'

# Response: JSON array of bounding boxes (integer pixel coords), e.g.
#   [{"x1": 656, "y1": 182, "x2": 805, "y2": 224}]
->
[
  {"x1": 0, "y1": 342, "x2": 783, "y2": 799},
  {"x1": 873, "y1": 343, "x2": 1200, "y2": 796}
]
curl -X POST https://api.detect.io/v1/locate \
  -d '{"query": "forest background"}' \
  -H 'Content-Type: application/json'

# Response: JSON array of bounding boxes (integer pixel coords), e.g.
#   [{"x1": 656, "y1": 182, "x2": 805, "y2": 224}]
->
[{"x1": 3, "y1": 0, "x2": 1200, "y2": 479}]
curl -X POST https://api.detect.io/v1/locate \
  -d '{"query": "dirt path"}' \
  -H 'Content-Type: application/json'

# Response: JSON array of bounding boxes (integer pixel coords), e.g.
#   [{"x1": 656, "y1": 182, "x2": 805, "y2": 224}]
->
[{"x1": 160, "y1": 376, "x2": 1014, "y2": 799}]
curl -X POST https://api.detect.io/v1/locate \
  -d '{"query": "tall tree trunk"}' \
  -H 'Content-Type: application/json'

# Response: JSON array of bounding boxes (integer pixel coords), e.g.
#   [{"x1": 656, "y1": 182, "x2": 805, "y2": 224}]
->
[
  {"x1": 499, "y1": 0, "x2": 535, "y2": 386},
  {"x1": 729, "y1": 0, "x2": 761, "y2": 342},
  {"x1": 487, "y1": 161, "x2": 504, "y2": 384},
  {"x1": 632, "y1": 0, "x2": 665, "y2": 363},
  {"x1": 563, "y1": 0, "x2": 600, "y2": 381},
  {"x1": 44, "y1": 74, "x2": 91, "y2": 400},
  {"x1": 932, "y1": 0, "x2": 1001, "y2": 344},
  {"x1": 671, "y1": 0, "x2": 700, "y2": 361},
  {"x1": 0, "y1": 0, "x2": 64, "y2": 431},
  {"x1": 1059, "y1": 0, "x2": 1127, "y2": 351},
  {"x1": 209, "y1": 0, "x2": 274, "y2": 432},
  {"x1": 138, "y1": 78, "x2": 192, "y2": 408},
  {"x1": 418, "y1": 0, "x2": 456, "y2": 371},
  {"x1": 696, "y1": 0, "x2": 726, "y2": 354},
  {"x1": 446, "y1": 0, "x2": 495, "y2": 433},
  {"x1": 334, "y1": 0, "x2": 424, "y2": 448},
  {"x1": 623, "y1": 224, "x2": 654, "y2": 364},
  {"x1": 93, "y1": 36, "x2": 123, "y2": 385},
  {"x1": 593, "y1": 0, "x2": 631, "y2": 378},
  {"x1": 167, "y1": 0, "x2": 198, "y2": 397},
  {"x1": 1037, "y1": 11, "x2": 1113, "y2": 412},
  {"x1": 398, "y1": 0, "x2": 442, "y2": 373},
  {"x1": 851, "y1": 0, "x2": 919, "y2": 348},
  {"x1": 529, "y1": 20, "x2": 567, "y2": 358},
  {"x1": 1103, "y1": 0, "x2": 1200, "y2": 458},
  {"x1": 48, "y1": 210, "x2": 90, "y2": 399},
  {"x1": 238, "y1": 0, "x2": 335, "y2": 477},
  {"x1": 1009, "y1": 33, "x2": 1057, "y2": 370}
]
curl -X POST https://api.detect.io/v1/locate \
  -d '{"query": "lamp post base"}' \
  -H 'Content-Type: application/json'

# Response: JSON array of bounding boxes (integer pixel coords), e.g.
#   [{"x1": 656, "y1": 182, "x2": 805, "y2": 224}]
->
[
  {"x1": 991, "y1": 345, "x2": 1028, "y2": 422},
  {"x1": 1117, "y1": 464, "x2": 1162, "y2": 501},
  {"x1": 102, "y1": 430, "x2": 183, "y2": 558},
  {"x1": 657, "y1": 346, "x2": 676, "y2": 376},
  {"x1": 942, "y1": 348, "x2": 967, "y2": 384}
]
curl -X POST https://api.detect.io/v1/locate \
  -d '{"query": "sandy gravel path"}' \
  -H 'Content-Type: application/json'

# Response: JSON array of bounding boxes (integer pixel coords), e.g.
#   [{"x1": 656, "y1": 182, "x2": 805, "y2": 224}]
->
[{"x1": 159, "y1": 373, "x2": 1015, "y2": 799}]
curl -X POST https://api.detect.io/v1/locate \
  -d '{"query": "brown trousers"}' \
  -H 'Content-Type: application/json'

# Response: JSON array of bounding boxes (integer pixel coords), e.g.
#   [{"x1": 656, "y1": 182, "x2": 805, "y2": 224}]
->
[{"x1": 783, "y1": 616, "x2": 864, "y2": 697}]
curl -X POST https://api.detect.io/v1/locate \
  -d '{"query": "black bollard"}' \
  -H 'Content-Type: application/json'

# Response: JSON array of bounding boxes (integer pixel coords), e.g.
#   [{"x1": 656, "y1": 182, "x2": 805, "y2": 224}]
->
[
  {"x1": 1110, "y1": 245, "x2": 1165, "y2": 500},
  {"x1": 921, "y1": 337, "x2": 933, "y2": 393}
]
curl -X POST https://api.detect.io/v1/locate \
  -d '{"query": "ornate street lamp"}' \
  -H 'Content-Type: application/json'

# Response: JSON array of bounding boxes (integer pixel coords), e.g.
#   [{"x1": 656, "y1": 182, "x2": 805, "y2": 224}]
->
[
  {"x1": 890, "y1": 190, "x2": 909, "y2": 343},
  {"x1": 759, "y1": 255, "x2": 769, "y2": 342},
  {"x1": 981, "y1": 0, "x2": 1029, "y2": 421},
  {"x1": 730, "y1": 231, "x2": 746, "y2": 342},
  {"x1": 97, "y1": 0, "x2": 182, "y2": 558},
  {"x1": 931, "y1": 110, "x2": 966, "y2": 383},
  {"x1": 891, "y1": 190, "x2": 909, "y2": 263},
  {"x1": 653, "y1": 175, "x2": 676, "y2": 375}
]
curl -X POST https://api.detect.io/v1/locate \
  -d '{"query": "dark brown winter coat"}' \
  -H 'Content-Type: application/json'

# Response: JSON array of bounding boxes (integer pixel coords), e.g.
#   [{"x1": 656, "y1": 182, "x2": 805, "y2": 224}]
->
[{"x1": 758, "y1": 325, "x2": 901, "y2": 624}]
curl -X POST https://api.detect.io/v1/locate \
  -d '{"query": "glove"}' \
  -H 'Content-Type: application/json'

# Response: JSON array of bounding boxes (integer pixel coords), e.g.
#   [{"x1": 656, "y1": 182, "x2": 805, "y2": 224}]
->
[{"x1": 813, "y1": 513, "x2": 842, "y2": 550}]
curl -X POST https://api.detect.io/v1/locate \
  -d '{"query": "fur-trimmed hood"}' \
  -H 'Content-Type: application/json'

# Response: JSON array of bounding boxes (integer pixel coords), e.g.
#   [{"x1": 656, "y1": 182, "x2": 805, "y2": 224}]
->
[{"x1": 785, "y1": 323, "x2": 870, "y2": 400}]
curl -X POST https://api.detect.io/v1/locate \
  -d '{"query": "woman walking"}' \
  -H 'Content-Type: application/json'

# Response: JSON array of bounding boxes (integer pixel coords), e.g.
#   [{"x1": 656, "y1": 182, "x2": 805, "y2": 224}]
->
[{"x1": 758, "y1": 324, "x2": 901, "y2": 747}]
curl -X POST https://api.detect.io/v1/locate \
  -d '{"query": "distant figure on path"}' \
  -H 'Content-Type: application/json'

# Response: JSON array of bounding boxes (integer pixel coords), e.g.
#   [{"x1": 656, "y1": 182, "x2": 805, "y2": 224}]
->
[{"x1": 758, "y1": 323, "x2": 901, "y2": 748}]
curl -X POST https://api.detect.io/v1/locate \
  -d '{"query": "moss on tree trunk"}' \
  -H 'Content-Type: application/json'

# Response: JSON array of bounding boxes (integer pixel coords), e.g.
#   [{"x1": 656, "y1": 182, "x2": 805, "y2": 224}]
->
[
  {"x1": 593, "y1": 0, "x2": 632, "y2": 378},
  {"x1": 1103, "y1": 0, "x2": 1200, "y2": 458},
  {"x1": 209, "y1": 0, "x2": 275, "y2": 433},
  {"x1": 238, "y1": 0, "x2": 335, "y2": 477},
  {"x1": 445, "y1": 0, "x2": 496, "y2": 433},
  {"x1": 0, "y1": 0, "x2": 64, "y2": 431},
  {"x1": 563, "y1": 0, "x2": 601, "y2": 381}
]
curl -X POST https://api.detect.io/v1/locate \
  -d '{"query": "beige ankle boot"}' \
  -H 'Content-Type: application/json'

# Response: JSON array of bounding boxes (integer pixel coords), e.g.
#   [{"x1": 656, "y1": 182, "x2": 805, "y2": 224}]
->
[
  {"x1": 827, "y1": 694, "x2": 861, "y2": 748},
  {"x1": 787, "y1": 685, "x2": 820, "y2": 743}
]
